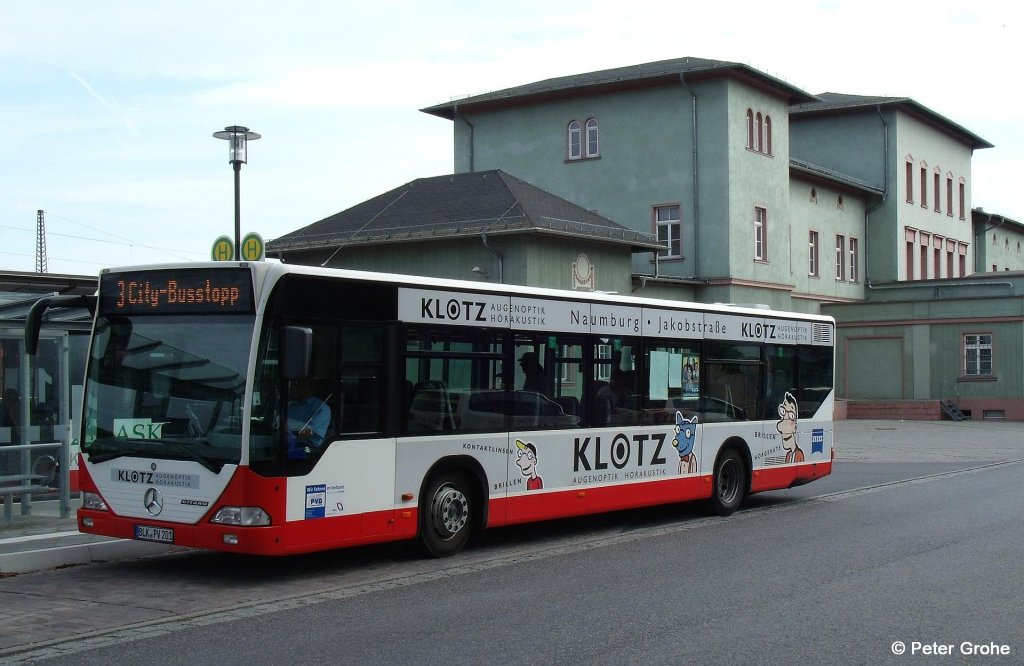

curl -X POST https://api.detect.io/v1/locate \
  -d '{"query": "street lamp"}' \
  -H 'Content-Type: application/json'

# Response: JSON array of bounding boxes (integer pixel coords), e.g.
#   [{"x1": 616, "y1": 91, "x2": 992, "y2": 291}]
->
[{"x1": 212, "y1": 125, "x2": 261, "y2": 261}]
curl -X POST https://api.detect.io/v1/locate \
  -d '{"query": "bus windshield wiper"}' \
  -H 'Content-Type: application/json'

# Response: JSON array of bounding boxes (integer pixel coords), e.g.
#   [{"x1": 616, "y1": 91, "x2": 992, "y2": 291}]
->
[
  {"x1": 161, "y1": 440, "x2": 222, "y2": 473},
  {"x1": 87, "y1": 450, "x2": 132, "y2": 464}
]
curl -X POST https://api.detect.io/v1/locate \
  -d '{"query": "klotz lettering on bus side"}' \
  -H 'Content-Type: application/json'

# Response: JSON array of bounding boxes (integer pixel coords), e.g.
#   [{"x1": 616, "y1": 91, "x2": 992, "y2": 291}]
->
[
  {"x1": 420, "y1": 297, "x2": 487, "y2": 322},
  {"x1": 741, "y1": 322, "x2": 777, "y2": 340},
  {"x1": 573, "y1": 432, "x2": 668, "y2": 472}
]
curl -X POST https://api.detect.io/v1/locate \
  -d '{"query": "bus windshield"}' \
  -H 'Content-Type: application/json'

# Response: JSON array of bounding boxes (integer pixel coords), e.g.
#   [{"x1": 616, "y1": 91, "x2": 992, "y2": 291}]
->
[{"x1": 82, "y1": 314, "x2": 257, "y2": 470}]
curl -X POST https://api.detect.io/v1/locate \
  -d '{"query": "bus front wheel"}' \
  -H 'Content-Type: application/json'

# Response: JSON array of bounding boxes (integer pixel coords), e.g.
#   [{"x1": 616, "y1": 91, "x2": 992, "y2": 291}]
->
[
  {"x1": 420, "y1": 472, "x2": 473, "y2": 557},
  {"x1": 711, "y1": 448, "x2": 746, "y2": 516}
]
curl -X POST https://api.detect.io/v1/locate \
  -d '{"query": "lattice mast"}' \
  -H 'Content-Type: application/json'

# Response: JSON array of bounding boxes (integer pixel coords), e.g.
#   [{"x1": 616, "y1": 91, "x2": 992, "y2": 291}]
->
[{"x1": 35, "y1": 209, "x2": 47, "y2": 273}]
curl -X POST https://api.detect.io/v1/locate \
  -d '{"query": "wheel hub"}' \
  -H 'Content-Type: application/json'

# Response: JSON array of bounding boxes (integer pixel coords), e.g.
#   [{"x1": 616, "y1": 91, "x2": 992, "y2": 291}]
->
[{"x1": 432, "y1": 485, "x2": 468, "y2": 538}]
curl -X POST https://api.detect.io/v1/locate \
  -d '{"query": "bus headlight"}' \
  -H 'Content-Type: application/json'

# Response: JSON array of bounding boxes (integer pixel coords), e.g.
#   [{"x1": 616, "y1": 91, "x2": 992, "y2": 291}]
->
[
  {"x1": 210, "y1": 506, "x2": 271, "y2": 526},
  {"x1": 82, "y1": 492, "x2": 108, "y2": 511}
]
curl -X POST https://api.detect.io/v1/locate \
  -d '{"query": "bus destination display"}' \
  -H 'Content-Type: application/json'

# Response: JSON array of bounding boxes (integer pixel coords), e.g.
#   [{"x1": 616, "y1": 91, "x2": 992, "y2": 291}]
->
[{"x1": 100, "y1": 268, "x2": 254, "y2": 315}]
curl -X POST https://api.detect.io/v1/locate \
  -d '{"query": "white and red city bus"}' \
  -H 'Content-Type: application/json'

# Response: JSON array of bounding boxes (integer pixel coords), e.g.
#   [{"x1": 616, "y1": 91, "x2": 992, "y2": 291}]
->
[{"x1": 28, "y1": 262, "x2": 835, "y2": 557}]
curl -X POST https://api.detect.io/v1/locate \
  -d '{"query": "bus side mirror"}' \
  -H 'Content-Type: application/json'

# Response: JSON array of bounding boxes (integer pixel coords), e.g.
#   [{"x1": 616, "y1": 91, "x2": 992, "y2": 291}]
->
[
  {"x1": 25, "y1": 294, "x2": 97, "y2": 355},
  {"x1": 281, "y1": 326, "x2": 312, "y2": 380}
]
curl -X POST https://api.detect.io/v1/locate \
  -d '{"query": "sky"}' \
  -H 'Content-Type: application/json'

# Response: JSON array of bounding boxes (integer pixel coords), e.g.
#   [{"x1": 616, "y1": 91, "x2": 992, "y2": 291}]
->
[{"x1": 1, "y1": 1, "x2": 1021, "y2": 276}]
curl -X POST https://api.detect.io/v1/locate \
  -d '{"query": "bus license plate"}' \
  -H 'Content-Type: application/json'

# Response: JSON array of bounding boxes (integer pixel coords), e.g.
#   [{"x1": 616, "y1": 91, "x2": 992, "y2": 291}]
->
[{"x1": 134, "y1": 525, "x2": 174, "y2": 543}]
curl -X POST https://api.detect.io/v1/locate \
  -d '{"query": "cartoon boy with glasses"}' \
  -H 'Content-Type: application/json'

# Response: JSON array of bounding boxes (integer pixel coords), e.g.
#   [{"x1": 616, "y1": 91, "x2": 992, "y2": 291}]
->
[{"x1": 515, "y1": 439, "x2": 544, "y2": 490}]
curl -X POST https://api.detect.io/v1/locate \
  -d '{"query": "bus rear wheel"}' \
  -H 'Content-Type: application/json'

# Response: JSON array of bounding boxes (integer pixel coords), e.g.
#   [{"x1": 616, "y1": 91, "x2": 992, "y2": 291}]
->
[
  {"x1": 420, "y1": 473, "x2": 473, "y2": 557},
  {"x1": 711, "y1": 448, "x2": 746, "y2": 516}
]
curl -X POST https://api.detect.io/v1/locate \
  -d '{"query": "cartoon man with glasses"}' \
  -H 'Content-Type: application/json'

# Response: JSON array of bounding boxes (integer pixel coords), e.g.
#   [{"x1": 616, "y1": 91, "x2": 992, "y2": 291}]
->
[
  {"x1": 515, "y1": 439, "x2": 544, "y2": 490},
  {"x1": 776, "y1": 392, "x2": 805, "y2": 464}
]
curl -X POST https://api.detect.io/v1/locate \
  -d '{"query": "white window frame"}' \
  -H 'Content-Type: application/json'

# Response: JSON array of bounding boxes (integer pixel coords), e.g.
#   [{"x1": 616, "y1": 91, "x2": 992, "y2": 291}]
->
[
  {"x1": 595, "y1": 344, "x2": 612, "y2": 382},
  {"x1": 963, "y1": 333, "x2": 993, "y2": 377},
  {"x1": 567, "y1": 120, "x2": 582, "y2": 160},
  {"x1": 835, "y1": 234, "x2": 846, "y2": 281},
  {"x1": 808, "y1": 230, "x2": 819, "y2": 277},
  {"x1": 585, "y1": 118, "x2": 599, "y2": 158},
  {"x1": 849, "y1": 237, "x2": 859, "y2": 282},
  {"x1": 754, "y1": 207, "x2": 767, "y2": 261},
  {"x1": 655, "y1": 205, "x2": 682, "y2": 259}
]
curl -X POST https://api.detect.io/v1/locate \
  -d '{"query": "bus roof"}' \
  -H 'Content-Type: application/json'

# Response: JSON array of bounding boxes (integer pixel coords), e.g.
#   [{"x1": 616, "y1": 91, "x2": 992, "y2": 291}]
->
[{"x1": 101, "y1": 261, "x2": 835, "y2": 324}]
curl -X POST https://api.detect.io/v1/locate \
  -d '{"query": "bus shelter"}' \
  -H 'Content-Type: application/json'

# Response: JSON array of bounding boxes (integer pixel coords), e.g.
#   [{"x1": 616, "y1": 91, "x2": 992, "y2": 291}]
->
[{"x1": 0, "y1": 271, "x2": 95, "y2": 519}]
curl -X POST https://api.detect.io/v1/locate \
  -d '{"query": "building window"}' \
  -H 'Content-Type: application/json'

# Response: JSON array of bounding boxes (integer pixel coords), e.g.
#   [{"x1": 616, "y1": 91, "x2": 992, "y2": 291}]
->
[
  {"x1": 754, "y1": 207, "x2": 767, "y2": 261},
  {"x1": 746, "y1": 109, "x2": 771, "y2": 155},
  {"x1": 655, "y1": 205, "x2": 681, "y2": 259},
  {"x1": 835, "y1": 235, "x2": 845, "y2": 281},
  {"x1": 567, "y1": 119, "x2": 599, "y2": 160},
  {"x1": 808, "y1": 230, "x2": 819, "y2": 277},
  {"x1": 905, "y1": 158, "x2": 914, "y2": 203},
  {"x1": 959, "y1": 243, "x2": 967, "y2": 277},
  {"x1": 963, "y1": 333, "x2": 993, "y2": 377},
  {"x1": 849, "y1": 238, "x2": 859, "y2": 282},
  {"x1": 810, "y1": 188, "x2": 817, "y2": 204},
  {"x1": 567, "y1": 121, "x2": 582, "y2": 160},
  {"x1": 933, "y1": 171, "x2": 941, "y2": 212},
  {"x1": 905, "y1": 227, "x2": 917, "y2": 280},
  {"x1": 959, "y1": 180, "x2": 966, "y2": 220},
  {"x1": 837, "y1": 195, "x2": 844, "y2": 210},
  {"x1": 934, "y1": 246, "x2": 942, "y2": 279},
  {"x1": 920, "y1": 232, "x2": 930, "y2": 280},
  {"x1": 946, "y1": 174, "x2": 954, "y2": 216},
  {"x1": 585, "y1": 118, "x2": 599, "y2": 158},
  {"x1": 920, "y1": 165, "x2": 928, "y2": 209}
]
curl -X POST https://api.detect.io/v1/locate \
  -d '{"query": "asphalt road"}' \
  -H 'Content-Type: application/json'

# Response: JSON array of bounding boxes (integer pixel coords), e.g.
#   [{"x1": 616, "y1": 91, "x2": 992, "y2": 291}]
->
[{"x1": 2, "y1": 420, "x2": 1023, "y2": 664}]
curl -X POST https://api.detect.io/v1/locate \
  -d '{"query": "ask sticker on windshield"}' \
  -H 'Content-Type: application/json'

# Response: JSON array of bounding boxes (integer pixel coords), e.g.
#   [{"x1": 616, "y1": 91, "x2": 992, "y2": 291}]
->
[{"x1": 114, "y1": 418, "x2": 169, "y2": 440}]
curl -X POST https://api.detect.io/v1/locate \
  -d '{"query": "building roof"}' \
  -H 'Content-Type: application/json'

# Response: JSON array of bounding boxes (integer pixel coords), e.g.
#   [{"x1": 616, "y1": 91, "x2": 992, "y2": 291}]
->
[
  {"x1": 972, "y1": 208, "x2": 1024, "y2": 233},
  {"x1": 791, "y1": 92, "x2": 993, "y2": 150},
  {"x1": 789, "y1": 158, "x2": 886, "y2": 196},
  {"x1": 421, "y1": 56, "x2": 818, "y2": 119},
  {"x1": 0, "y1": 270, "x2": 97, "y2": 323},
  {"x1": 268, "y1": 170, "x2": 663, "y2": 254}
]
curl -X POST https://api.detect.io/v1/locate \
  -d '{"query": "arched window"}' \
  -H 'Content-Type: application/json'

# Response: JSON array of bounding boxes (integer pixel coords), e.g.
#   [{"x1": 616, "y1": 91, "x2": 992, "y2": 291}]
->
[
  {"x1": 764, "y1": 115, "x2": 772, "y2": 155},
  {"x1": 755, "y1": 112, "x2": 763, "y2": 152},
  {"x1": 920, "y1": 161, "x2": 929, "y2": 209},
  {"x1": 585, "y1": 118, "x2": 599, "y2": 158},
  {"x1": 905, "y1": 155, "x2": 914, "y2": 203},
  {"x1": 746, "y1": 109, "x2": 754, "y2": 149},
  {"x1": 567, "y1": 121, "x2": 582, "y2": 160},
  {"x1": 810, "y1": 188, "x2": 817, "y2": 203},
  {"x1": 958, "y1": 177, "x2": 966, "y2": 220}
]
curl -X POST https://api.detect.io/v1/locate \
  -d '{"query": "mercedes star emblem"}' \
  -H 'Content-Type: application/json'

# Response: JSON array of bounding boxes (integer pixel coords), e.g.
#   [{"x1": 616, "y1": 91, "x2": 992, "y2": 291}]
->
[{"x1": 143, "y1": 487, "x2": 164, "y2": 517}]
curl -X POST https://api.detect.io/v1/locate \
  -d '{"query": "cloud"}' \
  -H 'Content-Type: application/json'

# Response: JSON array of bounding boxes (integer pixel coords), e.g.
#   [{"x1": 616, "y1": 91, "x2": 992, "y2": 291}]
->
[{"x1": 69, "y1": 72, "x2": 140, "y2": 139}]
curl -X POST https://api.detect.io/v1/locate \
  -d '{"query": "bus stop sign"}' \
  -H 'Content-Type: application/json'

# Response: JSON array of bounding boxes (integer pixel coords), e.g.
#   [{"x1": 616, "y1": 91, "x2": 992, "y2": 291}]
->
[
  {"x1": 241, "y1": 232, "x2": 265, "y2": 261},
  {"x1": 211, "y1": 236, "x2": 234, "y2": 261}
]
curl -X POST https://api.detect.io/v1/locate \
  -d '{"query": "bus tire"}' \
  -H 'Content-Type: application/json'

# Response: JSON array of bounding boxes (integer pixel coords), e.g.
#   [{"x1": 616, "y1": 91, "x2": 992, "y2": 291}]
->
[
  {"x1": 419, "y1": 472, "x2": 473, "y2": 557},
  {"x1": 711, "y1": 448, "x2": 746, "y2": 516}
]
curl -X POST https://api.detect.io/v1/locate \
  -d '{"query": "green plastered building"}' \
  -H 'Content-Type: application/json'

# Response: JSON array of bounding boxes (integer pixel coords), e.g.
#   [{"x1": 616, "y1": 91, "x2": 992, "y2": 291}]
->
[{"x1": 272, "y1": 56, "x2": 1023, "y2": 418}]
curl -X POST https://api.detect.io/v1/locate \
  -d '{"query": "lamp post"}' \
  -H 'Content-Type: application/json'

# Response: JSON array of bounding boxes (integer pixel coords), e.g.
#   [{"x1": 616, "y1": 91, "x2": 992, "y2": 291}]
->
[{"x1": 212, "y1": 125, "x2": 261, "y2": 261}]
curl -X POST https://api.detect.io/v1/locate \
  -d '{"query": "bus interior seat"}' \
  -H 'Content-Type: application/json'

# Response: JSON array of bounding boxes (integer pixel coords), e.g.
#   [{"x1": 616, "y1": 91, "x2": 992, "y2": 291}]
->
[{"x1": 553, "y1": 395, "x2": 580, "y2": 416}]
